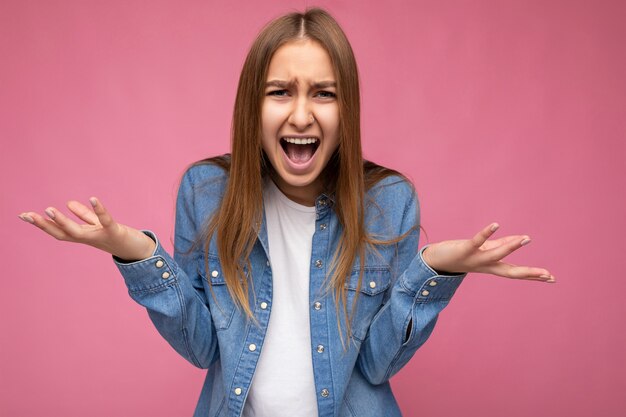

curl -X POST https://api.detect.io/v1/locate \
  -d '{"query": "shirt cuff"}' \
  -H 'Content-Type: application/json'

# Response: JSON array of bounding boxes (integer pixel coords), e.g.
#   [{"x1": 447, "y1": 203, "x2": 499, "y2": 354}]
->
[
  {"x1": 400, "y1": 246, "x2": 466, "y2": 301},
  {"x1": 112, "y1": 230, "x2": 178, "y2": 293}
]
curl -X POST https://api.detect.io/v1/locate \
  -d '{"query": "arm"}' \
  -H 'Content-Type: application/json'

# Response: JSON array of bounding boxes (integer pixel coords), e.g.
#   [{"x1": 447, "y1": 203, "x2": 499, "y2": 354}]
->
[
  {"x1": 114, "y1": 234, "x2": 218, "y2": 368},
  {"x1": 19, "y1": 167, "x2": 220, "y2": 368},
  {"x1": 356, "y1": 189, "x2": 465, "y2": 384},
  {"x1": 356, "y1": 183, "x2": 555, "y2": 385},
  {"x1": 113, "y1": 168, "x2": 219, "y2": 368}
]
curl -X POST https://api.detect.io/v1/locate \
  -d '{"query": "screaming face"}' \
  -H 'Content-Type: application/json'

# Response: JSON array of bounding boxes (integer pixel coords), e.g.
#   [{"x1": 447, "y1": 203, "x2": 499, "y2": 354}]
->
[{"x1": 261, "y1": 39, "x2": 340, "y2": 206}]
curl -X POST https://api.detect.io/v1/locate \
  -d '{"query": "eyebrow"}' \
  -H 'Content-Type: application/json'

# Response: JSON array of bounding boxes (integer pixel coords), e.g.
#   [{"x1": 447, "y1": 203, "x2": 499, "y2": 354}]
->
[{"x1": 265, "y1": 80, "x2": 337, "y2": 89}]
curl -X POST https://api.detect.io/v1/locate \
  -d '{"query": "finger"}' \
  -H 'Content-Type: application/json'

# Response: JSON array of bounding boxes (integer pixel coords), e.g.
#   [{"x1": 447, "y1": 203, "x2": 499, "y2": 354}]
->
[
  {"x1": 488, "y1": 262, "x2": 555, "y2": 282},
  {"x1": 67, "y1": 200, "x2": 99, "y2": 225},
  {"x1": 470, "y1": 222, "x2": 499, "y2": 248},
  {"x1": 483, "y1": 235, "x2": 531, "y2": 262},
  {"x1": 480, "y1": 235, "x2": 526, "y2": 251},
  {"x1": 43, "y1": 206, "x2": 86, "y2": 239},
  {"x1": 89, "y1": 197, "x2": 115, "y2": 228},
  {"x1": 19, "y1": 211, "x2": 69, "y2": 241}
]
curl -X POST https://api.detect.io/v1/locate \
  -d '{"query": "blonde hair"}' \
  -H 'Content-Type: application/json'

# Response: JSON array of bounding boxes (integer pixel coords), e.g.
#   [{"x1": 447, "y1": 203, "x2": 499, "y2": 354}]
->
[{"x1": 197, "y1": 8, "x2": 415, "y2": 342}]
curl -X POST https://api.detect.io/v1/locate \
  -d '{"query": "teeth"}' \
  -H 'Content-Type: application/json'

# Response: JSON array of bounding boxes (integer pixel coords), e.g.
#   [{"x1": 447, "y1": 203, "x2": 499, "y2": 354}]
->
[{"x1": 283, "y1": 137, "x2": 318, "y2": 145}]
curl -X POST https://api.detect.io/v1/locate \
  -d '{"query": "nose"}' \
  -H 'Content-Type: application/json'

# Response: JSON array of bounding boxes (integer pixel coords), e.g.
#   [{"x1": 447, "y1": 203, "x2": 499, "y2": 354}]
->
[{"x1": 288, "y1": 96, "x2": 314, "y2": 129}]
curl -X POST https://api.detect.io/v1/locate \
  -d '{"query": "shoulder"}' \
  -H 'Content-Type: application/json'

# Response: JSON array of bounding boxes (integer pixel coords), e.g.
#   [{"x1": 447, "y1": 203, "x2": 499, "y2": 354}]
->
[
  {"x1": 363, "y1": 168, "x2": 420, "y2": 237},
  {"x1": 363, "y1": 161, "x2": 416, "y2": 203},
  {"x1": 180, "y1": 156, "x2": 230, "y2": 195},
  {"x1": 366, "y1": 173, "x2": 418, "y2": 214},
  {"x1": 367, "y1": 174, "x2": 415, "y2": 198},
  {"x1": 176, "y1": 156, "x2": 231, "y2": 223}
]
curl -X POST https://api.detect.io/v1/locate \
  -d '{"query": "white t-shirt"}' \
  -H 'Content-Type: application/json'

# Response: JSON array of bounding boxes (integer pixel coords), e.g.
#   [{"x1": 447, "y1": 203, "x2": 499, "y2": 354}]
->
[{"x1": 242, "y1": 179, "x2": 318, "y2": 416}]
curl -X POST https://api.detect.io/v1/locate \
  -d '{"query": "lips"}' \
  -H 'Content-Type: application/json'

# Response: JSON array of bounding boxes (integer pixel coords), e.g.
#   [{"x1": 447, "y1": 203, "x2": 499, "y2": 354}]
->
[{"x1": 280, "y1": 137, "x2": 320, "y2": 164}]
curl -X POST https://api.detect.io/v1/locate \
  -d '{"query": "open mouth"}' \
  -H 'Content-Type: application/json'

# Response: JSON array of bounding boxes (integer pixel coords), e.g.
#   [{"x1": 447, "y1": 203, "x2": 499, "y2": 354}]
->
[{"x1": 280, "y1": 137, "x2": 320, "y2": 164}]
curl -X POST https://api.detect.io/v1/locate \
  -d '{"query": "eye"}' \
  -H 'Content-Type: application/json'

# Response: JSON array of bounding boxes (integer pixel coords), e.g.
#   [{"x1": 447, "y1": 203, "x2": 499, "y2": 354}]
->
[
  {"x1": 267, "y1": 89, "x2": 289, "y2": 97},
  {"x1": 316, "y1": 91, "x2": 336, "y2": 99}
]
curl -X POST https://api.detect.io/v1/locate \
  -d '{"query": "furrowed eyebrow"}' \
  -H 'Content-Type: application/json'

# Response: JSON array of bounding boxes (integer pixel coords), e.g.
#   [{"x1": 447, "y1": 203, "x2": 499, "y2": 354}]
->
[
  {"x1": 265, "y1": 80, "x2": 337, "y2": 89},
  {"x1": 265, "y1": 80, "x2": 293, "y2": 89},
  {"x1": 311, "y1": 81, "x2": 336, "y2": 88}
]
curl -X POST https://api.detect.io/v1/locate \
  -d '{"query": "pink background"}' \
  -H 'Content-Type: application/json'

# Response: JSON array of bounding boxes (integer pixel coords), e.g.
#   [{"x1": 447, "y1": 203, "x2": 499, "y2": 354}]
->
[{"x1": 2, "y1": 0, "x2": 625, "y2": 416}]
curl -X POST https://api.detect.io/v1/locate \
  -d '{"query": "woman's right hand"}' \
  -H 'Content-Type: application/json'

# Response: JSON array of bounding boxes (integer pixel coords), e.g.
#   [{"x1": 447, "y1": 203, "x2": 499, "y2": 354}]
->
[{"x1": 19, "y1": 197, "x2": 156, "y2": 262}]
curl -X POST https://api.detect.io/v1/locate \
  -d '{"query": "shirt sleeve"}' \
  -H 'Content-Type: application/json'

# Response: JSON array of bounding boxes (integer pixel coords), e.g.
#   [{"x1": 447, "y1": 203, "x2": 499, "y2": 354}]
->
[
  {"x1": 112, "y1": 168, "x2": 219, "y2": 369},
  {"x1": 356, "y1": 186, "x2": 465, "y2": 385}
]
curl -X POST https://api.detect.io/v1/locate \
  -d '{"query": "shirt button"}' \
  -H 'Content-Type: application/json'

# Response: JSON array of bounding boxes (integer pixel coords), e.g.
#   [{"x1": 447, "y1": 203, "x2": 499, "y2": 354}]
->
[
  {"x1": 161, "y1": 271, "x2": 170, "y2": 279},
  {"x1": 429, "y1": 280, "x2": 438, "y2": 287},
  {"x1": 266, "y1": 260, "x2": 270, "y2": 267},
  {"x1": 319, "y1": 223, "x2": 327, "y2": 231},
  {"x1": 260, "y1": 302, "x2": 268, "y2": 310},
  {"x1": 319, "y1": 199, "x2": 327, "y2": 206},
  {"x1": 155, "y1": 260, "x2": 164, "y2": 268},
  {"x1": 315, "y1": 259, "x2": 323, "y2": 268},
  {"x1": 314, "y1": 301, "x2": 322, "y2": 310},
  {"x1": 321, "y1": 388, "x2": 330, "y2": 398},
  {"x1": 316, "y1": 345, "x2": 324, "y2": 353},
  {"x1": 369, "y1": 281, "x2": 376, "y2": 289},
  {"x1": 234, "y1": 387, "x2": 242, "y2": 396},
  {"x1": 248, "y1": 344, "x2": 257, "y2": 352},
  {"x1": 211, "y1": 270, "x2": 219, "y2": 278},
  {"x1": 421, "y1": 290, "x2": 430, "y2": 296}
]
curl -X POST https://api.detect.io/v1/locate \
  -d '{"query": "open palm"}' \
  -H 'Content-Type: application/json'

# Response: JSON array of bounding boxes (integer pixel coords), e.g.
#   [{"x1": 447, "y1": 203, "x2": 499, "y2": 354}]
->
[
  {"x1": 19, "y1": 198, "x2": 155, "y2": 262},
  {"x1": 422, "y1": 223, "x2": 555, "y2": 282}
]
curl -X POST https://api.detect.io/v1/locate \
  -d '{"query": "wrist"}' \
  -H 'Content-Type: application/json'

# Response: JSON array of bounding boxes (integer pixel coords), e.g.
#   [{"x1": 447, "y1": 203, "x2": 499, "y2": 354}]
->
[
  {"x1": 138, "y1": 233, "x2": 157, "y2": 259},
  {"x1": 422, "y1": 245, "x2": 462, "y2": 276},
  {"x1": 112, "y1": 231, "x2": 156, "y2": 263}
]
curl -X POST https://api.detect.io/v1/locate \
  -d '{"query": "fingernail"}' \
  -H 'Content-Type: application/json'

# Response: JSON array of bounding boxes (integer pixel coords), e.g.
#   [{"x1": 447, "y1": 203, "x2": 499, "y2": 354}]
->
[
  {"x1": 490, "y1": 224, "x2": 499, "y2": 232},
  {"x1": 520, "y1": 238, "x2": 531, "y2": 246},
  {"x1": 45, "y1": 208, "x2": 55, "y2": 219},
  {"x1": 546, "y1": 278, "x2": 556, "y2": 283},
  {"x1": 19, "y1": 214, "x2": 34, "y2": 224},
  {"x1": 539, "y1": 274, "x2": 551, "y2": 279},
  {"x1": 89, "y1": 197, "x2": 97, "y2": 207}
]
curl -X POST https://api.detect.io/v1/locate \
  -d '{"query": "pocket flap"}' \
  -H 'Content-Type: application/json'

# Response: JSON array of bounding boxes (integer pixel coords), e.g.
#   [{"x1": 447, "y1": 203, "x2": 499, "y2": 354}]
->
[
  {"x1": 200, "y1": 255, "x2": 226, "y2": 285},
  {"x1": 345, "y1": 267, "x2": 391, "y2": 296}
]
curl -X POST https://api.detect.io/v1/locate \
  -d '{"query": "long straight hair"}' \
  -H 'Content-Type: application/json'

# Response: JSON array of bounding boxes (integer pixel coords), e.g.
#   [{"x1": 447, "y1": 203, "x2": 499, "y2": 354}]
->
[{"x1": 199, "y1": 8, "x2": 415, "y2": 340}]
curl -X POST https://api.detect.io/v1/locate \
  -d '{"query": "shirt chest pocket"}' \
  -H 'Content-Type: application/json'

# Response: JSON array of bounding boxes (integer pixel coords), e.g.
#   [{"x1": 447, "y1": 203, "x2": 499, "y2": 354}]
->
[
  {"x1": 200, "y1": 255, "x2": 237, "y2": 331},
  {"x1": 344, "y1": 267, "x2": 391, "y2": 342}
]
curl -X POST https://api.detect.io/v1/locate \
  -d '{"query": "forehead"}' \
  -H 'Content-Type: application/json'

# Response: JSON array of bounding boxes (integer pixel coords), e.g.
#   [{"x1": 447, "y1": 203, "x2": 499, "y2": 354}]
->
[{"x1": 266, "y1": 39, "x2": 335, "y2": 82}]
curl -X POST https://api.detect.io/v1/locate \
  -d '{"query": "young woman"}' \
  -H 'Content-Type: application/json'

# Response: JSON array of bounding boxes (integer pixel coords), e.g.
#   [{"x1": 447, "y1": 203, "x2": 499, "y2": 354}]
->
[{"x1": 19, "y1": 8, "x2": 554, "y2": 417}]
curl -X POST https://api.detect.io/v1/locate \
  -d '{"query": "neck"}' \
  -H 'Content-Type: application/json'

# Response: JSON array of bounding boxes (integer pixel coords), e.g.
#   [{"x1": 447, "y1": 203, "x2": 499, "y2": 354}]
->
[{"x1": 270, "y1": 176, "x2": 321, "y2": 207}]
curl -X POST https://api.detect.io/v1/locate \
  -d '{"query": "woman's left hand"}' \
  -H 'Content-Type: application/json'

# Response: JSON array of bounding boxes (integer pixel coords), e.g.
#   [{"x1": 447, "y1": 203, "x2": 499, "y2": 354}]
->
[{"x1": 422, "y1": 223, "x2": 556, "y2": 283}]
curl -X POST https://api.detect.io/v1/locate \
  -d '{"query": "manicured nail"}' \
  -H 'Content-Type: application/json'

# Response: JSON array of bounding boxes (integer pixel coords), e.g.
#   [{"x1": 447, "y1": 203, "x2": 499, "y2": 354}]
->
[
  {"x1": 520, "y1": 238, "x2": 531, "y2": 246},
  {"x1": 45, "y1": 208, "x2": 55, "y2": 219},
  {"x1": 19, "y1": 214, "x2": 34, "y2": 224},
  {"x1": 490, "y1": 223, "x2": 499, "y2": 232},
  {"x1": 539, "y1": 274, "x2": 551, "y2": 279},
  {"x1": 89, "y1": 197, "x2": 97, "y2": 207}
]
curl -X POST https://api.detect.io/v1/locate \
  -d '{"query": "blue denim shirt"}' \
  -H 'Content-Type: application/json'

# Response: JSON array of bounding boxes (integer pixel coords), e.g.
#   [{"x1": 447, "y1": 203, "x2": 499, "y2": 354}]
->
[{"x1": 115, "y1": 163, "x2": 465, "y2": 417}]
